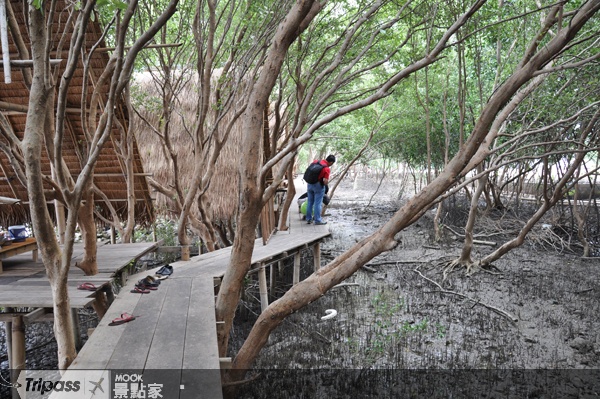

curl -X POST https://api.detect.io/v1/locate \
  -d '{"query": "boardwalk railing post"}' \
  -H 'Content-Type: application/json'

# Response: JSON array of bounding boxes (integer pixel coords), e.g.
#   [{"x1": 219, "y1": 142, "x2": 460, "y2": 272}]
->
[
  {"x1": 293, "y1": 252, "x2": 300, "y2": 285},
  {"x1": 71, "y1": 309, "x2": 82, "y2": 350},
  {"x1": 269, "y1": 262, "x2": 276, "y2": 297},
  {"x1": 258, "y1": 263, "x2": 269, "y2": 312},
  {"x1": 313, "y1": 242, "x2": 321, "y2": 272}
]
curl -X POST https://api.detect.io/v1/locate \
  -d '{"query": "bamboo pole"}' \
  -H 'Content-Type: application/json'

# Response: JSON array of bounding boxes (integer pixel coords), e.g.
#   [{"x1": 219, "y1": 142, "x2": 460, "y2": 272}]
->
[
  {"x1": 258, "y1": 264, "x2": 268, "y2": 312},
  {"x1": 0, "y1": 0, "x2": 11, "y2": 84}
]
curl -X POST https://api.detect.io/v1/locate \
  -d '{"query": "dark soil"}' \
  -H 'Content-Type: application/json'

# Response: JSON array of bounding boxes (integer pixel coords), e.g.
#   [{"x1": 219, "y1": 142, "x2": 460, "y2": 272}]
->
[{"x1": 236, "y1": 177, "x2": 600, "y2": 398}]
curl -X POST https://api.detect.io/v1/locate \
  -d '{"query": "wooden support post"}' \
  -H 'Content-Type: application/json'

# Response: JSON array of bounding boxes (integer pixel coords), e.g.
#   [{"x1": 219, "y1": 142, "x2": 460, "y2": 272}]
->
[
  {"x1": 279, "y1": 252, "x2": 287, "y2": 277},
  {"x1": 11, "y1": 315, "x2": 25, "y2": 398},
  {"x1": 213, "y1": 277, "x2": 222, "y2": 296},
  {"x1": 92, "y1": 290, "x2": 108, "y2": 319},
  {"x1": 110, "y1": 226, "x2": 116, "y2": 244},
  {"x1": 258, "y1": 264, "x2": 269, "y2": 312},
  {"x1": 313, "y1": 242, "x2": 321, "y2": 272},
  {"x1": 293, "y1": 252, "x2": 300, "y2": 285},
  {"x1": 269, "y1": 262, "x2": 275, "y2": 294},
  {"x1": 121, "y1": 270, "x2": 129, "y2": 287},
  {"x1": 71, "y1": 309, "x2": 82, "y2": 350},
  {"x1": 104, "y1": 285, "x2": 115, "y2": 306}
]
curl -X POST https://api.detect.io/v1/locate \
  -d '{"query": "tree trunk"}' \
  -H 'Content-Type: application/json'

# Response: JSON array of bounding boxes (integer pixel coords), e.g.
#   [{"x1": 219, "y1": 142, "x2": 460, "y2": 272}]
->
[
  {"x1": 215, "y1": 0, "x2": 324, "y2": 357},
  {"x1": 458, "y1": 166, "x2": 487, "y2": 264},
  {"x1": 77, "y1": 189, "x2": 98, "y2": 275},
  {"x1": 572, "y1": 179, "x2": 590, "y2": 257}
]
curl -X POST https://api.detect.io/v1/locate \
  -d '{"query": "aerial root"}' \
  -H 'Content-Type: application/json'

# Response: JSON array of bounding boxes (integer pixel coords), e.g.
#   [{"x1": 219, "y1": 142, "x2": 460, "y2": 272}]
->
[{"x1": 441, "y1": 258, "x2": 502, "y2": 279}]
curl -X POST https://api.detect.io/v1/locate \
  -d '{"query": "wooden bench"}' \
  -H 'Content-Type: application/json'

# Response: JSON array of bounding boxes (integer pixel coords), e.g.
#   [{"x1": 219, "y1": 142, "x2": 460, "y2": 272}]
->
[{"x1": 0, "y1": 237, "x2": 38, "y2": 274}]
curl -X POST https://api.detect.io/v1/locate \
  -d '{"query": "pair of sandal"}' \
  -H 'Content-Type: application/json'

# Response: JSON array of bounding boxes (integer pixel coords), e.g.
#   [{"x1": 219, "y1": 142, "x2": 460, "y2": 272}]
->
[{"x1": 131, "y1": 275, "x2": 161, "y2": 294}]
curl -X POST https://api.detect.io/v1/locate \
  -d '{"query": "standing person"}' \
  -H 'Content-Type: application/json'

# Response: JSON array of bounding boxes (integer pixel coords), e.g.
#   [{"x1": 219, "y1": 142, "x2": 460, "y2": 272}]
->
[{"x1": 306, "y1": 154, "x2": 336, "y2": 225}]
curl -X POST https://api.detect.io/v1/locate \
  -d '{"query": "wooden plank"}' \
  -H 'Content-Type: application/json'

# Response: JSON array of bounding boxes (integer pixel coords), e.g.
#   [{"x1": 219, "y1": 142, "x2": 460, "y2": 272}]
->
[
  {"x1": 180, "y1": 278, "x2": 222, "y2": 399},
  {"x1": 182, "y1": 277, "x2": 220, "y2": 369},
  {"x1": 8, "y1": 278, "x2": 112, "y2": 286},
  {"x1": 145, "y1": 278, "x2": 191, "y2": 368},
  {"x1": 0, "y1": 296, "x2": 94, "y2": 308}
]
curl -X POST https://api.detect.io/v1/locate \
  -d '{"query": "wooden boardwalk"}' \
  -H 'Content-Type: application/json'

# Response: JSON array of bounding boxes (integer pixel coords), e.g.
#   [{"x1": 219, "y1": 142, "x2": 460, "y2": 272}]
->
[
  {"x1": 69, "y1": 212, "x2": 330, "y2": 398},
  {"x1": 0, "y1": 242, "x2": 160, "y2": 308}
]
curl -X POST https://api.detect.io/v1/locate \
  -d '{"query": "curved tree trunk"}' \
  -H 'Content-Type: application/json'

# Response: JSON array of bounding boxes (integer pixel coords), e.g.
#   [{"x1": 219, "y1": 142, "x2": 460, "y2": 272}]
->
[{"x1": 215, "y1": 0, "x2": 325, "y2": 357}]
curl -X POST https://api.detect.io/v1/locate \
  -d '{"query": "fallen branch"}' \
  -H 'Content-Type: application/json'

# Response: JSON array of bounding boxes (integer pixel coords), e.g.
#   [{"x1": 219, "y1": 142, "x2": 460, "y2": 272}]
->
[
  {"x1": 413, "y1": 268, "x2": 518, "y2": 323},
  {"x1": 473, "y1": 239, "x2": 497, "y2": 247},
  {"x1": 333, "y1": 283, "x2": 360, "y2": 288},
  {"x1": 365, "y1": 260, "x2": 430, "y2": 267},
  {"x1": 574, "y1": 288, "x2": 594, "y2": 294},
  {"x1": 442, "y1": 225, "x2": 496, "y2": 246},
  {"x1": 362, "y1": 265, "x2": 377, "y2": 273}
]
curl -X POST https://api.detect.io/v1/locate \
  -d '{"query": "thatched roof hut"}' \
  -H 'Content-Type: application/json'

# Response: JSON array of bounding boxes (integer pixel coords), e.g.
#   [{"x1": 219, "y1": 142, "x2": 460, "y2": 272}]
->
[
  {"x1": 132, "y1": 71, "x2": 243, "y2": 223},
  {"x1": 0, "y1": 0, "x2": 154, "y2": 228}
]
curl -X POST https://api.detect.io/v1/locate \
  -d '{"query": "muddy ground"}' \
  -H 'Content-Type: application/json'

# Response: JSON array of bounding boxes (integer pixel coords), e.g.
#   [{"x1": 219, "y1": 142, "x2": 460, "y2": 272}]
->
[{"x1": 234, "y1": 177, "x2": 600, "y2": 398}]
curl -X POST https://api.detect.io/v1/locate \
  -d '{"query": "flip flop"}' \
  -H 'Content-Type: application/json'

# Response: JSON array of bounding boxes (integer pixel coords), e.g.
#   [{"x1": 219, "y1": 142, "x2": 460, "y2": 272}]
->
[
  {"x1": 77, "y1": 282, "x2": 97, "y2": 291},
  {"x1": 136, "y1": 283, "x2": 157, "y2": 291},
  {"x1": 131, "y1": 286, "x2": 150, "y2": 294},
  {"x1": 109, "y1": 312, "x2": 137, "y2": 326}
]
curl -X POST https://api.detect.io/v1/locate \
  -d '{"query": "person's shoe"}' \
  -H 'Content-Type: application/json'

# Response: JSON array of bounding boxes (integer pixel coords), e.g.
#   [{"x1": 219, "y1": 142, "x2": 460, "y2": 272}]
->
[
  {"x1": 315, "y1": 221, "x2": 327, "y2": 225},
  {"x1": 307, "y1": 220, "x2": 313, "y2": 224}
]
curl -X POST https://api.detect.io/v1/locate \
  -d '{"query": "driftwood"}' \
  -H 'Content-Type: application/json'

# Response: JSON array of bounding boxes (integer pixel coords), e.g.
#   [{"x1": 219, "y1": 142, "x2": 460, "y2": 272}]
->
[{"x1": 414, "y1": 268, "x2": 518, "y2": 323}]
